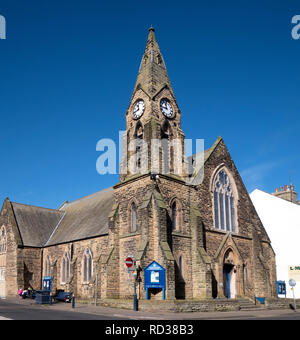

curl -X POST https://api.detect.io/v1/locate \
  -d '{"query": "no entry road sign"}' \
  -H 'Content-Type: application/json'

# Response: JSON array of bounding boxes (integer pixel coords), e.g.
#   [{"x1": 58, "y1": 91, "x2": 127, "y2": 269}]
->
[{"x1": 125, "y1": 257, "x2": 134, "y2": 268}]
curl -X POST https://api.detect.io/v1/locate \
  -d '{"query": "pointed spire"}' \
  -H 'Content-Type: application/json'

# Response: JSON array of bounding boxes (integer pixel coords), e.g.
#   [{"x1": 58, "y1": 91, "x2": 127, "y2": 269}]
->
[
  {"x1": 147, "y1": 26, "x2": 156, "y2": 42},
  {"x1": 132, "y1": 27, "x2": 175, "y2": 99}
]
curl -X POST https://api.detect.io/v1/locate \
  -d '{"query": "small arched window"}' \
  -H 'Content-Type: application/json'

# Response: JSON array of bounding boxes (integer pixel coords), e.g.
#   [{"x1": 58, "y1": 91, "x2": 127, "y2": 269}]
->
[
  {"x1": 161, "y1": 122, "x2": 174, "y2": 174},
  {"x1": 0, "y1": 227, "x2": 6, "y2": 254},
  {"x1": 179, "y1": 256, "x2": 183, "y2": 278},
  {"x1": 162, "y1": 122, "x2": 171, "y2": 139},
  {"x1": 44, "y1": 255, "x2": 51, "y2": 277},
  {"x1": 83, "y1": 248, "x2": 93, "y2": 283},
  {"x1": 171, "y1": 200, "x2": 182, "y2": 232},
  {"x1": 61, "y1": 252, "x2": 70, "y2": 284},
  {"x1": 130, "y1": 202, "x2": 137, "y2": 232},
  {"x1": 212, "y1": 168, "x2": 237, "y2": 232},
  {"x1": 135, "y1": 123, "x2": 144, "y2": 172},
  {"x1": 136, "y1": 124, "x2": 143, "y2": 139}
]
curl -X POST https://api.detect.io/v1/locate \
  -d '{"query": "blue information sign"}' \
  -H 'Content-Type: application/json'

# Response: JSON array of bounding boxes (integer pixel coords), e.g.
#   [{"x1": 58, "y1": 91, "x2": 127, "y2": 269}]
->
[
  {"x1": 275, "y1": 280, "x2": 286, "y2": 298},
  {"x1": 43, "y1": 276, "x2": 52, "y2": 291},
  {"x1": 144, "y1": 261, "x2": 166, "y2": 300}
]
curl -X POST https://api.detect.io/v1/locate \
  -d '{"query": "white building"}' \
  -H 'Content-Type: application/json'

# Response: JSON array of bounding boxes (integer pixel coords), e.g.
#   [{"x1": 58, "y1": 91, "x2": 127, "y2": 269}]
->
[{"x1": 250, "y1": 189, "x2": 300, "y2": 299}]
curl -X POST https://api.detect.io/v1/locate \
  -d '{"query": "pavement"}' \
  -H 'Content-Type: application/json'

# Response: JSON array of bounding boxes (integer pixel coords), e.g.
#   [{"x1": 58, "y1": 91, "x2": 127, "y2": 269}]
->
[{"x1": 2, "y1": 296, "x2": 300, "y2": 320}]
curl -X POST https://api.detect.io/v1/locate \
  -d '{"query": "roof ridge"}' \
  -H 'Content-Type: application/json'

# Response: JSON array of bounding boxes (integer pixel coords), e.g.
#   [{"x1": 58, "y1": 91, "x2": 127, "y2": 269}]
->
[
  {"x1": 59, "y1": 187, "x2": 113, "y2": 209},
  {"x1": 11, "y1": 201, "x2": 61, "y2": 213}
]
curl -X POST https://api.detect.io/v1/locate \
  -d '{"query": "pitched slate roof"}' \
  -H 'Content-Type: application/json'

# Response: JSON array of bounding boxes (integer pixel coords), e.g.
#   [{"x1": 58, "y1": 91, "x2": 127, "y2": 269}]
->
[
  {"x1": 11, "y1": 203, "x2": 64, "y2": 247},
  {"x1": 186, "y1": 137, "x2": 223, "y2": 184},
  {"x1": 46, "y1": 187, "x2": 114, "y2": 246},
  {"x1": 9, "y1": 187, "x2": 115, "y2": 247}
]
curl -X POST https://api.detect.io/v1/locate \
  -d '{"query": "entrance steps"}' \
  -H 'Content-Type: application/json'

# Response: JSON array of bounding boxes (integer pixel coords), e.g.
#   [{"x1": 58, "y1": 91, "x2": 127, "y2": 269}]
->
[{"x1": 238, "y1": 298, "x2": 266, "y2": 311}]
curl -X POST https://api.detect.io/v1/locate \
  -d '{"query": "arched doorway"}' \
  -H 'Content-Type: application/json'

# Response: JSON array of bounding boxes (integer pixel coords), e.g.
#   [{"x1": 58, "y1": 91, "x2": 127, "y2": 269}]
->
[{"x1": 223, "y1": 249, "x2": 236, "y2": 299}]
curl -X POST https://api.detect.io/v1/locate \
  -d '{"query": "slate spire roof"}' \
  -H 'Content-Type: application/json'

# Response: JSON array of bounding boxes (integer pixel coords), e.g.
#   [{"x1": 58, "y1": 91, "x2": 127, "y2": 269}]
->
[{"x1": 132, "y1": 27, "x2": 175, "y2": 99}]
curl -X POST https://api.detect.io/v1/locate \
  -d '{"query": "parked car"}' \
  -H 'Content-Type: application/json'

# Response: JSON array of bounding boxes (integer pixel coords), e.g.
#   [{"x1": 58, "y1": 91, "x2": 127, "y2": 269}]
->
[{"x1": 53, "y1": 290, "x2": 73, "y2": 303}]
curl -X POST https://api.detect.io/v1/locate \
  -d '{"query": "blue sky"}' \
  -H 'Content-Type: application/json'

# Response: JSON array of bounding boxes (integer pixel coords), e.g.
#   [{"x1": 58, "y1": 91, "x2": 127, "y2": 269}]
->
[{"x1": 0, "y1": 0, "x2": 299, "y2": 209}]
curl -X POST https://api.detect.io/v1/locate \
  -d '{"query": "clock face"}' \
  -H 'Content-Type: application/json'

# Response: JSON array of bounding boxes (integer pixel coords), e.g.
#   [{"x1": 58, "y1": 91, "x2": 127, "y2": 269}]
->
[
  {"x1": 160, "y1": 98, "x2": 174, "y2": 118},
  {"x1": 132, "y1": 99, "x2": 145, "y2": 119}
]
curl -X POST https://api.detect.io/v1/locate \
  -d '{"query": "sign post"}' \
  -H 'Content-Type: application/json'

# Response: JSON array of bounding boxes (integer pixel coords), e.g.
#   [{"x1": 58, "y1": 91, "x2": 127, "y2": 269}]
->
[
  {"x1": 289, "y1": 279, "x2": 297, "y2": 311},
  {"x1": 95, "y1": 272, "x2": 98, "y2": 306},
  {"x1": 133, "y1": 271, "x2": 138, "y2": 312},
  {"x1": 125, "y1": 256, "x2": 138, "y2": 311}
]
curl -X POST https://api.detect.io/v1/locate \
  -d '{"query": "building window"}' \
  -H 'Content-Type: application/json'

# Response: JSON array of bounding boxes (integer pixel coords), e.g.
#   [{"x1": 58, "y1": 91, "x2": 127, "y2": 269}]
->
[
  {"x1": 0, "y1": 268, "x2": 5, "y2": 281},
  {"x1": 136, "y1": 124, "x2": 143, "y2": 139},
  {"x1": 179, "y1": 256, "x2": 183, "y2": 278},
  {"x1": 83, "y1": 248, "x2": 93, "y2": 283},
  {"x1": 161, "y1": 122, "x2": 174, "y2": 174},
  {"x1": 171, "y1": 200, "x2": 182, "y2": 232},
  {"x1": 135, "y1": 123, "x2": 143, "y2": 172},
  {"x1": 0, "y1": 227, "x2": 6, "y2": 254},
  {"x1": 130, "y1": 202, "x2": 137, "y2": 232},
  {"x1": 44, "y1": 255, "x2": 51, "y2": 277},
  {"x1": 212, "y1": 168, "x2": 237, "y2": 232},
  {"x1": 61, "y1": 252, "x2": 70, "y2": 284}
]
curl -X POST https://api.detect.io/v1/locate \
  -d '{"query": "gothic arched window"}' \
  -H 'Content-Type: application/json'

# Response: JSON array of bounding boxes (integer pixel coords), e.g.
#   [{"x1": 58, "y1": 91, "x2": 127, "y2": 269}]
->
[
  {"x1": 44, "y1": 255, "x2": 51, "y2": 277},
  {"x1": 0, "y1": 227, "x2": 6, "y2": 254},
  {"x1": 171, "y1": 200, "x2": 182, "y2": 232},
  {"x1": 161, "y1": 121, "x2": 171, "y2": 139},
  {"x1": 161, "y1": 121, "x2": 174, "y2": 174},
  {"x1": 61, "y1": 252, "x2": 70, "y2": 283},
  {"x1": 130, "y1": 202, "x2": 137, "y2": 232},
  {"x1": 212, "y1": 168, "x2": 237, "y2": 232},
  {"x1": 83, "y1": 248, "x2": 93, "y2": 283},
  {"x1": 135, "y1": 123, "x2": 144, "y2": 171},
  {"x1": 179, "y1": 256, "x2": 183, "y2": 278},
  {"x1": 136, "y1": 124, "x2": 143, "y2": 139}
]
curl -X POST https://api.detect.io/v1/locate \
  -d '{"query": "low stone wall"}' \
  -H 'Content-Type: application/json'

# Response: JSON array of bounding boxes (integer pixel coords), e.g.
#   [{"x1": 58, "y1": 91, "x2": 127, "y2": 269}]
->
[
  {"x1": 98, "y1": 297, "x2": 300, "y2": 313},
  {"x1": 99, "y1": 298, "x2": 241, "y2": 312},
  {"x1": 265, "y1": 298, "x2": 299, "y2": 310}
]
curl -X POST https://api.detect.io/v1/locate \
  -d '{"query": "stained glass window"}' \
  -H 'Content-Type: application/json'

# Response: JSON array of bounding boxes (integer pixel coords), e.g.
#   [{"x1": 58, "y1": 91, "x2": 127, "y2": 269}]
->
[
  {"x1": 45, "y1": 255, "x2": 51, "y2": 277},
  {"x1": 62, "y1": 252, "x2": 70, "y2": 283},
  {"x1": 213, "y1": 169, "x2": 237, "y2": 232},
  {"x1": 83, "y1": 248, "x2": 93, "y2": 282}
]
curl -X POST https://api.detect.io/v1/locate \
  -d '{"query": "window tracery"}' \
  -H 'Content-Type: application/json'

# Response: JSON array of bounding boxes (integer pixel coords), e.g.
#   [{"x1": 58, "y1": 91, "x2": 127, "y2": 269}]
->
[{"x1": 213, "y1": 168, "x2": 237, "y2": 232}]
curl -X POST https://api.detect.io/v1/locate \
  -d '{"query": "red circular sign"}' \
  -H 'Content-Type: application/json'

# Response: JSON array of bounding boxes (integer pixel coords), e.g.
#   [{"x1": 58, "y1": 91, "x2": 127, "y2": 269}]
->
[{"x1": 125, "y1": 257, "x2": 134, "y2": 268}]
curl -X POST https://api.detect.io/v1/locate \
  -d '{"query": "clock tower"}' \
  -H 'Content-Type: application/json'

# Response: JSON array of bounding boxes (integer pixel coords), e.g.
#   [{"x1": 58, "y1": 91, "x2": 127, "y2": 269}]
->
[{"x1": 120, "y1": 27, "x2": 186, "y2": 181}]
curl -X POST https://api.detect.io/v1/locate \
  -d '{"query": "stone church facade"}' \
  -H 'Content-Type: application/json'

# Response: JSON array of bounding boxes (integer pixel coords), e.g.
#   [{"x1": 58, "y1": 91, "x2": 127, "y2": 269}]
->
[{"x1": 0, "y1": 28, "x2": 276, "y2": 302}]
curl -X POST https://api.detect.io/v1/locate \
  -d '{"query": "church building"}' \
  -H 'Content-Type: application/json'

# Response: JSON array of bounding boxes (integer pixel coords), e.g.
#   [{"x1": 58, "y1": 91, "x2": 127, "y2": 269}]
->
[{"x1": 0, "y1": 28, "x2": 276, "y2": 303}]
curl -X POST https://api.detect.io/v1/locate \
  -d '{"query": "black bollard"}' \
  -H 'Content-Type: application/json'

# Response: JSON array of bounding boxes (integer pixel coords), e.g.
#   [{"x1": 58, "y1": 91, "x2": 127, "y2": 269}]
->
[
  {"x1": 134, "y1": 293, "x2": 138, "y2": 311},
  {"x1": 72, "y1": 296, "x2": 75, "y2": 308},
  {"x1": 133, "y1": 281, "x2": 138, "y2": 311}
]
